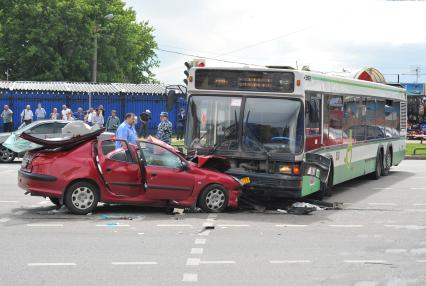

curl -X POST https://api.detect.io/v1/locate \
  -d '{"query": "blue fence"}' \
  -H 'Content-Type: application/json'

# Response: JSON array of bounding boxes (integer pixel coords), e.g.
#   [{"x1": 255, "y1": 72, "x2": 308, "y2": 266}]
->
[{"x1": 0, "y1": 89, "x2": 187, "y2": 134}]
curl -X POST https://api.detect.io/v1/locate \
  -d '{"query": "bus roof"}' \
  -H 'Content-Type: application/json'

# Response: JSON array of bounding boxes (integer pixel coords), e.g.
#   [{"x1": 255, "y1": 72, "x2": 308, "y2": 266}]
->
[{"x1": 187, "y1": 67, "x2": 406, "y2": 101}]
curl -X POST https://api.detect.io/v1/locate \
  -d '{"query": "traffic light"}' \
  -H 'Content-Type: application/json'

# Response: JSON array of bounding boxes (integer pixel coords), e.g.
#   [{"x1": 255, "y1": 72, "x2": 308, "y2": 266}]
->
[{"x1": 183, "y1": 59, "x2": 206, "y2": 85}]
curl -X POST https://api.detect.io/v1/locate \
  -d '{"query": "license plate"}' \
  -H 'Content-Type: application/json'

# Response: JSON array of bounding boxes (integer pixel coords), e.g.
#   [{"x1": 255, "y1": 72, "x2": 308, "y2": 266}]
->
[{"x1": 240, "y1": 177, "x2": 251, "y2": 185}]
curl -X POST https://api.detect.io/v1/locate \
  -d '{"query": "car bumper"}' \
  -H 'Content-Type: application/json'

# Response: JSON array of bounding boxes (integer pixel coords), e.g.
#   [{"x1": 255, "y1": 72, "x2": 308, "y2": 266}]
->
[{"x1": 18, "y1": 170, "x2": 61, "y2": 198}]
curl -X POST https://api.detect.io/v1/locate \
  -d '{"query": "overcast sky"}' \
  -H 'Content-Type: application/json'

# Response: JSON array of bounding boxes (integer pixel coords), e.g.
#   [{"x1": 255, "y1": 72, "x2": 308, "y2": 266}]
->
[{"x1": 125, "y1": 0, "x2": 426, "y2": 84}]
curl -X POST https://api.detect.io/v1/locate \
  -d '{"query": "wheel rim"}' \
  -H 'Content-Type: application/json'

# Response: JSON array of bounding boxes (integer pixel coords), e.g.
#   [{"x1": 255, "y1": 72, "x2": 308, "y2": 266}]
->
[
  {"x1": 0, "y1": 147, "x2": 14, "y2": 162},
  {"x1": 205, "y1": 188, "x2": 225, "y2": 211},
  {"x1": 71, "y1": 187, "x2": 95, "y2": 210}
]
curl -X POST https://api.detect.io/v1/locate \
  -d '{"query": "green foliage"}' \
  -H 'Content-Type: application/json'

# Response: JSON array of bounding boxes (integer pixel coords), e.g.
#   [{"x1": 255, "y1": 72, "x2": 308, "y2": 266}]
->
[{"x1": 0, "y1": 0, "x2": 159, "y2": 83}]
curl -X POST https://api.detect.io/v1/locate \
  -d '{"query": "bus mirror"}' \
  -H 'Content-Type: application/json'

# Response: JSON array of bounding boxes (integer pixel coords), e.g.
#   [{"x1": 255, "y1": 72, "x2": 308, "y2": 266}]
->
[{"x1": 166, "y1": 90, "x2": 177, "y2": 112}]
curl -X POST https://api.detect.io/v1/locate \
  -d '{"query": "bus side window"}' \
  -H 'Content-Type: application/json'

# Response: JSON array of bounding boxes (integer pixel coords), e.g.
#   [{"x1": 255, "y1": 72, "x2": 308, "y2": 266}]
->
[
  {"x1": 325, "y1": 95, "x2": 343, "y2": 146},
  {"x1": 305, "y1": 93, "x2": 321, "y2": 137}
]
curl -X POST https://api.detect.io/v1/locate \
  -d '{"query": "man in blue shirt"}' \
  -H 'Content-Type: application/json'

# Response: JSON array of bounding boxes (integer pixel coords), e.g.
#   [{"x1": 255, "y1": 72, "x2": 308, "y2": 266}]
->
[
  {"x1": 115, "y1": 113, "x2": 137, "y2": 149},
  {"x1": 73, "y1": 107, "x2": 85, "y2": 121}
]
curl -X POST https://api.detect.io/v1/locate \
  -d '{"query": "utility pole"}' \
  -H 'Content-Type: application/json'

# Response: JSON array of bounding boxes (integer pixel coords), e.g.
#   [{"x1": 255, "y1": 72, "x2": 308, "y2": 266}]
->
[{"x1": 91, "y1": 13, "x2": 114, "y2": 83}]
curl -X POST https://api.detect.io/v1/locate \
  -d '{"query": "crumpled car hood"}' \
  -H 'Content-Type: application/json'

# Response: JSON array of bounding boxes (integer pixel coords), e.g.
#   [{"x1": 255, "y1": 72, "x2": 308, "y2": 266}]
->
[{"x1": 194, "y1": 155, "x2": 231, "y2": 172}]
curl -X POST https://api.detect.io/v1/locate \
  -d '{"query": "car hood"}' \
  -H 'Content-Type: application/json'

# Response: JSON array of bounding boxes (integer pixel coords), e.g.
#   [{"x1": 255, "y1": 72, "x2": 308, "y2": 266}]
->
[{"x1": 192, "y1": 155, "x2": 231, "y2": 172}]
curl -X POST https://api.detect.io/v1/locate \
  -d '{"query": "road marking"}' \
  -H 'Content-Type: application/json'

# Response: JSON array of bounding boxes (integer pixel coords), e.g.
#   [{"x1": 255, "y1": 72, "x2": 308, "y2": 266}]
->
[
  {"x1": 385, "y1": 249, "x2": 407, "y2": 254},
  {"x1": 111, "y1": 262, "x2": 157, "y2": 265},
  {"x1": 413, "y1": 203, "x2": 426, "y2": 206},
  {"x1": 195, "y1": 239, "x2": 206, "y2": 245},
  {"x1": 182, "y1": 273, "x2": 198, "y2": 282},
  {"x1": 186, "y1": 258, "x2": 200, "y2": 266},
  {"x1": 27, "y1": 223, "x2": 63, "y2": 227},
  {"x1": 198, "y1": 230, "x2": 210, "y2": 236},
  {"x1": 270, "y1": 260, "x2": 311, "y2": 264},
  {"x1": 275, "y1": 224, "x2": 308, "y2": 227},
  {"x1": 28, "y1": 263, "x2": 76, "y2": 266},
  {"x1": 328, "y1": 225, "x2": 364, "y2": 228},
  {"x1": 203, "y1": 222, "x2": 214, "y2": 227},
  {"x1": 373, "y1": 188, "x2": 393, "y2": 190},
  {"x1": 384, "y1": 224, "x2": 426, "y2": 230},
  {"x1": 207, "y1": 214, "x2": 218, "y2": 218},
  {"x1": 217, "y1": 224, "x2": 249, "y2": 227},
  {"x1": 157, "y1": 224, "x2": 193, "y2": 227},
  {"x1": 190, "y1": 248, "x2": 203, "y2": 255},
  {"x1": 0, "y1": 217, "x2": 10, "y2": 223},
  {"x1": 405, "y1": 209, "x2": 426, "y2": 212},
  {"x1": 38, "y1": 200, "x2": 50, "y2": 205},
  {"x1": 0, "y1": 200, "x2": 19, "y2": 203},
  {"x1": 96, "y1": 224, "x2": 130, "y2": 227},
  {"x1": 137, "y1": 232, "x2": 144, "y2": 235},
  {"x1": 344, "y1": 260, "x2": 388, "y2": 264},
  {"x1": 368, "y1": 203, "x2": 397, "y2": 206},
  {"x1": 200, "y1": 260, "x2": 236, "y2": 265},
  {"x1": 417, "y1": 260, "x2": 426, "y2": 263}
]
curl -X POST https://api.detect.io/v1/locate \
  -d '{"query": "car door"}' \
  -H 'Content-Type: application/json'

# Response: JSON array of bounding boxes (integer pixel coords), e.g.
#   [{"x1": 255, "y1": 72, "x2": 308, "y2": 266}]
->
[
  {"x1": 96, "y1": 139, "x2": 144, "y2": 197},
  {"x1": 140, "y1": 142, "x2": 194, "y2": 200}
]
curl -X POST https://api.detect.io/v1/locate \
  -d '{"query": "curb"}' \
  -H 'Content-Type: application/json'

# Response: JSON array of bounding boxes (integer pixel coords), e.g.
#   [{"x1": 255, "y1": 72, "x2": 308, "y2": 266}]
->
[{"x1": 405, "y1": 155, "x2": 426, "y2": 160}]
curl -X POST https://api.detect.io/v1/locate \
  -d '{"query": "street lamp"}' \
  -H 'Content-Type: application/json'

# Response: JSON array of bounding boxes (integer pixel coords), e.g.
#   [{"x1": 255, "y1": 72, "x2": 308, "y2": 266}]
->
[{"x1": 91, "y1": 13, "x2": 114, "y2": 83}]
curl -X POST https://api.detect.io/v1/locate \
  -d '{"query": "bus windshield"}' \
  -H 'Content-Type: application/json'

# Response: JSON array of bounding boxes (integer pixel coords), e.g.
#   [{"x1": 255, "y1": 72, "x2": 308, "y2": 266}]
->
[{"x1": 187, "y1": 95, "x2": 304, "y2": 154}]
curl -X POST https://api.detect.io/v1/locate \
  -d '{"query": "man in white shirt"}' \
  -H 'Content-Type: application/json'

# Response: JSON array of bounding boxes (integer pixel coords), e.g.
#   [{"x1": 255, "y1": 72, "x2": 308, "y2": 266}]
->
[
  {"x1": 86, "y1": 107, "x2": 96, "y2": 125},
  {"x1": 35, "y1": 103, "x2": 46, "y2": 120},
  {"x1": 21, "y1": 105, "x2": 34, "y2": 125},
  {"x1": 61, "y1": 105, "x2": 71, "y2": 120},
  {"x1": 91, "y1": 108, "x2": 104, "y2": 127}
]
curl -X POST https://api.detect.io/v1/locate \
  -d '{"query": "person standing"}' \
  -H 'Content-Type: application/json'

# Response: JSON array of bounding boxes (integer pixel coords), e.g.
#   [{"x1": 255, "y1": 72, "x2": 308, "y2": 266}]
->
[
  {"x1": 157, "y1": 111, "x2": 173, "y2": 145},
  {"x1": 176, "y1": 108, "x2": 186, "y2": 140},
  {"x1": 91, "y1": 108, "x2": 104, "y2": 127},
  {"x1": 61, "y1": 105, "x2": 71, "y2": 120},
  {"x1": 139, "y1": 109, "x2": 151, "y2": 138},
  {"x1": 65, "y1": 111, "x2": 74, "y2": 121},
  {"x1": 1, "y1": 105, "x2": 13, "y2": 132},
  {"x1": 115, "y1": 113, "x2": 137, "y2": 149},
  {"x1": 98, "y1": 105, "x2": 105, "y2": 117},
  {"x1": 35, "y1": 103, "x2": 46, "y2": 120},
  {"x1": 50, "y1": 108, "x2": 60, "y2": 120},
  {"x1": 86, "y1": 107, "x2": 96, "y2": 125},
  {"x1": 20, "y1": 105, "x2": 33, "y2": 125},
  {"x1": 105, "y1": 110, "x2": 120, "y2": 133},
  {"x1": 73, "y1": 107, "x2": 85, "y2": 121}
]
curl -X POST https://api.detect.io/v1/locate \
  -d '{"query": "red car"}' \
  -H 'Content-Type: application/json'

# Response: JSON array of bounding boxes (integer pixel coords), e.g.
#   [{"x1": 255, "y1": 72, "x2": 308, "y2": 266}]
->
[{"x1": 17, "y1": 130, "x2": 241, "y2": 215}]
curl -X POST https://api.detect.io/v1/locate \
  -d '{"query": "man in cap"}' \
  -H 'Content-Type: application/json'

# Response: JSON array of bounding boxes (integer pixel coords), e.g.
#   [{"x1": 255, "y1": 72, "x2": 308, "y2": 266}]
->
[
  {"x1": 176, "y1": 108, "x2": 186, "y2": 140},
  {"x1": 156, "y1": 111, "x2": 173, "y2": 145},
  {"x1": 139, "y1": 109, "x2": 151, "y2": 138},
  {"x1": 106, "y1": 110, "x2": 120, "y2": 133}
]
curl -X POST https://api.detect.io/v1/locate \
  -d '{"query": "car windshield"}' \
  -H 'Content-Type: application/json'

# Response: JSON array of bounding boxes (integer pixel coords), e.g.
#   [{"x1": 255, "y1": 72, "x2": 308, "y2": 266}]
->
[
  {"x1": 243, "y1": 98, "x2": 304, "y2": 154},
  {"x1": 187, "y1": 95, "x2": 304, "y2": 154}
]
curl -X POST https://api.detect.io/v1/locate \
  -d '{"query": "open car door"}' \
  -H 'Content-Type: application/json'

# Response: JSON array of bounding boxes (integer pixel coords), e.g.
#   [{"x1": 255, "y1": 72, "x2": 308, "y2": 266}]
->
[
  {"x1": 96, "y1": 139, "x2": 145, "y2": 197},
  {"x1": 302, "y1": 153, "x2": 332, "y2": 196}
]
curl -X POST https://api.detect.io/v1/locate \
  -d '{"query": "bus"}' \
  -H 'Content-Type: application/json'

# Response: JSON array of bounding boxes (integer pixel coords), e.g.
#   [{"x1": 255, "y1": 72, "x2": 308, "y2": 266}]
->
[{"x1": 183, "y1": 67, "x2": 407, "y2": 199}]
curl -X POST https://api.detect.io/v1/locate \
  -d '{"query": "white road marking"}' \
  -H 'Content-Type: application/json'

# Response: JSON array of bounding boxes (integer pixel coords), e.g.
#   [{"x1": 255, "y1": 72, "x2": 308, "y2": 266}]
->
[
  {"x1": 137, "y1": 232, "x2": 144, "y2": 235},
  {"x1": 270, "y1": 260, "x2": 311, "y2": 264},
  {"x1": 0, "y1": 217, "x2": 10, "y2": 223},
  {"x1": 198, "y1": 230, "x2": 210, "y2": 236},
  {"x1": 344, "y1": 260, "x2": 388, "y2": 264},
  {"x1": 384, "y1": 224, "x2": 426, "y2": 230},
  {"x1": 207, "y1": 214, "x2": 218, "y2": 218},
  {"x1": 373, "y1": 188, "x2": 393, "y2": 190},
  {"x1": 328, "y1": 225, "x2": 364, "y2": 228},
  {"x1": 190, "y1": 248, "x2": 203, "y2": 255},
  {"x1": 409, "y1": 188, "x2": 426, "y2": 190},
  {"x1": 217, "y1": 224, "x2": 249, "y2": 227},
  {"x1": 413, "y1": 203, "x2": 426, "y2": 206},
  {"x1": 111, "y1": 262, "x2": 157, "y2": 265},
  {"x1": 157, "y1": 224, "x2": 193, "y2": 227},
  {"x1": 96, "y1": 224, "x2": 130, "y2": 227},
  {"x1": 368, "y1": 203, "x2": 397, "y2": 206},
  {"x1": 410, "y1": 248, "x2": 426, "y2": 255},
  {"x1": 203, "y1": 222, "x2": 214, "y2": 227},
  {"x1": 186, "y1": 258, "x2": 200, "y2": 266},
  {"x1": 417, "y1": 260, "x2": 426, "y2": 263},
  {"x1": 195, "y1": 239, "x2": 206, "y2": 245},
  {"x1": 0, "y1": 200, "x2": 19, "y2": 203},
  {"x1": 27, "y1": 223, "x2": 63, "y2": 227},
  {"x1": 200, "y1": 260, "x2": 236, "y2": 265},
  {"x1": 182, "y1": 273, "x2": 198, "y2": 282},
  {"x1": 38, "y1": 200, "x2": 50, "y2": 205},
  {"x1": 385, "y1": 249, "x2": 407, "y2": 254},
  {"x1": 275, "y1": 224, "x2": 308, "y2": 227},
  {"x1": 28, "y1": 263, "x2": 76, "y2": 266}
]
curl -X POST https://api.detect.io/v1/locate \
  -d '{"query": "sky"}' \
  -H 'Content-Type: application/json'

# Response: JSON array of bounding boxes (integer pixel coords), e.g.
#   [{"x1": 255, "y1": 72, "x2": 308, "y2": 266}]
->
[{"x1": 125, "y1": 0, "x2": 426, "y2": 85}]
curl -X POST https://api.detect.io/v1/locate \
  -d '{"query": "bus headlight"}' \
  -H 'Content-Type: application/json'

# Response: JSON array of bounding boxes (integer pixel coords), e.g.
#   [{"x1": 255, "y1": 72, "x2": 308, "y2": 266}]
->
[{"x1": 279, "y1": 164, "x2": 292, "y2": 174}]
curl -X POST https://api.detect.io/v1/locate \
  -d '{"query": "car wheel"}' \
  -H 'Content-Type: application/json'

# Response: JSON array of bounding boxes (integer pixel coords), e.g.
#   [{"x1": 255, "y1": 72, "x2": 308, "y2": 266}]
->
[
  {"x1": 198, "y1": 184, "x2": 229, "y2": 213},
  {"x1": 0, "y1": 146, "x2": 15, "y2": 163},
  {"x1": 382, "y1": 149, "x2": 392, "y2": 176},
  {"x1": 49, "y1": 197, "x2": 62, "y2": 207},
  {"x1": 370, "y1": 151, "x2": 383, "y2": 180},
  {"x1": 65, "y1": 181, "x2": 99, "y2": 215}
]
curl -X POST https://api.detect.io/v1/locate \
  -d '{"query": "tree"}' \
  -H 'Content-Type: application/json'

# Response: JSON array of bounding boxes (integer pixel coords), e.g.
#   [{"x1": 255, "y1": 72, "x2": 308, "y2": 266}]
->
[{"x1": 0, "y1": 0, "x2": 159, "y2": 83}]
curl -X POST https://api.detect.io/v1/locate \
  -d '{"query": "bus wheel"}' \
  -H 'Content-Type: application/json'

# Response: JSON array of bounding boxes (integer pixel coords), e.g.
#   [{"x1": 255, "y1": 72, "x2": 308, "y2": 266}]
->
[
  {"x1": 382, "y1": 149, "x2": 392, "y2": 176},
  {"x1": 370, "y1": 151, "x2": 383, "y2": 180}
]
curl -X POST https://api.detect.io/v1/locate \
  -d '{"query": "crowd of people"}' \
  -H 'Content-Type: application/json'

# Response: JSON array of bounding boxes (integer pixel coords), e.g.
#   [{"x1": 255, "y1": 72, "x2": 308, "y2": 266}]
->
[{"x1": 1, "y1": 103, "x2": 186, "y2": 146}]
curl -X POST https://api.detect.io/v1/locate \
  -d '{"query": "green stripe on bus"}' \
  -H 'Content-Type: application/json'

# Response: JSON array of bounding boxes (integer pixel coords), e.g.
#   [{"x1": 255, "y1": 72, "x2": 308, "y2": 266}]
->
[
  {"x1": 309, "y1": 75, "x2": 405, "y2": 94},
  {"x1": 301, "y1": 175, "x2": 321, "y2": 196}
]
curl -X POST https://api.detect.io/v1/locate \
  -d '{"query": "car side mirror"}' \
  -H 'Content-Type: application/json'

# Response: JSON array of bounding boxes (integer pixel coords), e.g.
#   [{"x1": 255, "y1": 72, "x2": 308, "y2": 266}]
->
[{"x1": 178, "y1": 160, "x2": 190, "y2": 171}]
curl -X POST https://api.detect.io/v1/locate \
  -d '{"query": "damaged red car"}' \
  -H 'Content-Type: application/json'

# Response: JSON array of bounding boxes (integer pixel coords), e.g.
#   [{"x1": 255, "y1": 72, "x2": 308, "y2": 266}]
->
[{"x1": 18, "y1": 129, "x2": 242, "y2": 215}]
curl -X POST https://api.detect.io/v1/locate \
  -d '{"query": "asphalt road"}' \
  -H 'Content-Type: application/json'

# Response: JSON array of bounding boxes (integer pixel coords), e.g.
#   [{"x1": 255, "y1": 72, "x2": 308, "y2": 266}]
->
[{"x1": 1, "y1": 160, "x2": 426, "y2": 286}]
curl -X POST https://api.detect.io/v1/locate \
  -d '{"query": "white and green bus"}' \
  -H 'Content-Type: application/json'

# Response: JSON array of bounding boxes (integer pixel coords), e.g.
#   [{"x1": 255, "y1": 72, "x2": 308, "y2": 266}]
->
[{"x1": 184, "y1": 67, "x2": 407, "y2": 199}]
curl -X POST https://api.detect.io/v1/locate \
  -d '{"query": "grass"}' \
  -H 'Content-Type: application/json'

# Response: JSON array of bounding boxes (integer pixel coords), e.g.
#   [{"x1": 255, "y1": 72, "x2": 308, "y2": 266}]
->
[{"x1": 406, "y1": 143, "x2": 426, "y2": 155}]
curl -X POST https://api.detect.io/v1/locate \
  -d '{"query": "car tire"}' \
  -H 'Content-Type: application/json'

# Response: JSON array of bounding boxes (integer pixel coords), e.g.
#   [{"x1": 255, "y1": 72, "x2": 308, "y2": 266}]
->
[
  {"x1": 382, "y1": 148, "x2": 392, "y2": 176},
  {"x1": 370, "y1": 151, "x2": 383, "y2": 180},
  {"x1": 64, "y1": 181, "x2": 99, "y2": 215},
  {"x1": 49, "y1": 197, "x2": 62, "y2": 207},
  {"x1": 198, "y1": 184, "x2": 229, "y2": 213},
  {"x1": 0, "y1": 146, "x2": 16, "y2": 163}
]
